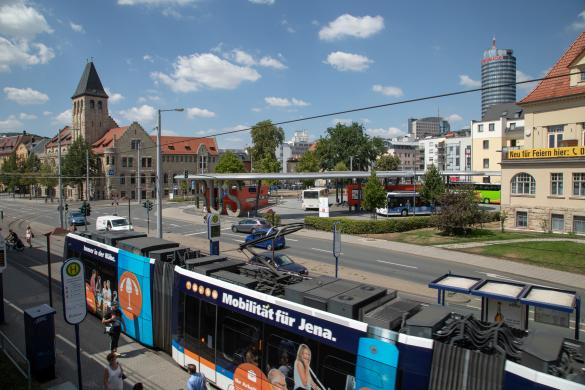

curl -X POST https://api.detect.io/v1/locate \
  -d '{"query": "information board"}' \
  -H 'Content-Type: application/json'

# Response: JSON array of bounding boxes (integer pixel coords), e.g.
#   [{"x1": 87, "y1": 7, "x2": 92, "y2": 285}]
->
[
  {"x1": 61, "y1": 258, "x2": 87, "y2": 325},
  {"x1": 319, "y1": 197, "x2": 330, "y2": 218},
  {"x1": 486, "y1": 299, "x2": 525, "y2": 329},
  {"x1": 534, "y1": 306, "x2": 570, "y2": 328}
]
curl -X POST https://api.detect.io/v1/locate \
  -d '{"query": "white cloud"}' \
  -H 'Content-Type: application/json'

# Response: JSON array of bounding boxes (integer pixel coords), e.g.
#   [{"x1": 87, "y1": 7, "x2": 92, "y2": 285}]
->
[
  {"x1": 137, "y1": 95, "x2": 160, "y2": 103},
  {"x1": 265, "y1": 97, "x2": 309, "y2": 107},
  {"x1": 516, "y1": 70, "x2": 537, "y2": 92},
  {"x1": 186, "y1": 107, "x2": 216, "y2": 118},
  {"x1": 118, "y1": 0, "x2": 196, "y2": 6},
  {"x1": 319, "y1": 14, "x2": 384, "y2": 41},
  {"x1": 570, "y1": 10, "x2": 585, "y2": 31},
  {"x1": 0, "y1": 37, "x2": 55, "y2": 71},
  {"x1": 447, "y1": 114, "x2": 463, "y2": 122},
  {"x1": 19, "y1": 112, "x2": 36, "y2": 120},
  {"x1": 367, "y1": 127, "x2": 405, "y2": 138},
  {"x1": 0, "y1": 115, "x2": 23, "y2": 130},
  {"x1": 459, "y1": 74, "x2": 481, "y2": 88},
  {"x1": 251, "y1": 107, "x2": 262, "y2": 112},
  {"x1": 325, "y1": 51, "x2": 372, "y2": 72},
  {"x1": 53, "y1": 109, "x2": 71, "y2": 126},
  {"x1": 248, "y1": 0, "x2": 274, "y2": 4},
  {"x1": 0, "y1": 1, "x2": 52, "y2": 39},
  {"x1": 258, "y1": 56, "x2": 286, "y2": 69},
  {"x1": 372, "y1": 84, "x2": 403, "y2": 97},
  {"x1": 150, "y1": 128, "x2": 179, "y2": 136},
  {"x1": 143, "y1": 54, "x2": 154, "y2": 62},
  {"x1": 70, "y1": 22, "x2": 84, "y2": 33},
  {"x1": 232, "y1": 49, "x2": 256, "y2": 66},
  {"x1": 281, "y1": 20, "x2": 295, "y2": 33},
  {"x1": 4, "y1": 87, "x2": 49, "y2": 104},
  {"x1": 152, "y1": 53, "x2": 261, "y2": 92},
  {"x1": 105, "y1": 88, "x2": 124, "y2": 103},
  {"x1": 118, "y1": 105, "x2": 157, "y2": 123},
  {"x1": 332, "y1": 118, "x2": 353, "y2": 126},
  {"x1": 43, "y1": 111, "x2": 52, "y2": 116}
]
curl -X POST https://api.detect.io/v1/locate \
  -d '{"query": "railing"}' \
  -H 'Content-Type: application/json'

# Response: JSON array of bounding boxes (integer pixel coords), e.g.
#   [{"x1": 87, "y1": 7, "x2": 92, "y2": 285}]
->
[{"x1": 0, "y1": 330, "x2": 31, "y2": 390}]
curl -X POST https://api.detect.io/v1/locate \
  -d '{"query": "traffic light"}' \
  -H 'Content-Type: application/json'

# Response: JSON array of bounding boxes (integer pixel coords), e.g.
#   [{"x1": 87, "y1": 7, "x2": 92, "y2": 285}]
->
[
  {"x1": 86, "y1": 203, "x2": 91, "y2": 217},
  {"x1": 184, "y1": 170, "x2": 188, "y2": 179},
  {"x1": 142, "y1": 200, "x2": 153, "y2": 212},
  {"x1": 80, "y1": 201, "x2": 91, "y2": 217},
  {"x1": 65, "y1": 203, "x2": 69, "y2": 211}
]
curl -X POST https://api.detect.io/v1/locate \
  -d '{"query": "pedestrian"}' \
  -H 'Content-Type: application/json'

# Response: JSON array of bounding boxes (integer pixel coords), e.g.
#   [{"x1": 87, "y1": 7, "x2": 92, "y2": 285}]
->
[
  {"x1": 103, "y1": 352, "x2": 125, "y2": 390},
  {"x1": 186, "y1": 364, "x2": 207, "y2": 390},
  {"x1": 25, "y1": 225, "x2": 34, "y2": 248},
  {"x1": 102, "y1": 307, "x2": 125, "y2": 355}
]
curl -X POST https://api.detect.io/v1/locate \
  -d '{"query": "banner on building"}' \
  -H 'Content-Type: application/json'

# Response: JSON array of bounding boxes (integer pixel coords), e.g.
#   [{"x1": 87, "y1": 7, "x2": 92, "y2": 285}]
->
[{"x1": 508, "y1": 147, "x2": 585, "y2": 159}]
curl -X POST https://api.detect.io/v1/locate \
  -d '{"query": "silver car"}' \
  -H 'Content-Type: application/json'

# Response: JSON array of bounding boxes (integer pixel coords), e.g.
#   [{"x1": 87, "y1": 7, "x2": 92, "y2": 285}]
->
[{"x1": 231, "y1": 218, "x2": 271, "y2": 233}]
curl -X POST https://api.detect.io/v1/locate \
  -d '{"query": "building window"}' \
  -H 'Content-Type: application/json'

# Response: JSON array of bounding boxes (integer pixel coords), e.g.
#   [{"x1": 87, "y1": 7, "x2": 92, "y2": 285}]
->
[
  {"x1": 509, "y1": 122, "x2": 516, "y2": 130},
  {"x1": 551, "y1": 214, "x2": 564, "y2": 232},
  {"x1": 130, "y1": 175, "x2": 135, "y2": 184},
  {"x1": 98, "y1": 101, "x2": 103, "y2": 110},
  {"x1": 574, "y1": 216, "x2": 585, "y2": 234},
  {"x1": 511, "y1": 173, "x2": 536, "y2": 195},
  {"x1": 140, "y1": 175, "x2": 145, "y2": 184},
  {"x1": 131, "y1": 139, "x2": 141, "y2": 150},
  {"x1": 121, "y1": 191, "x2": 126, "y2": 198},
  {"x1": 573, "y1": 173, "x2": 585, "y2": 196},
  {"x1": 516, "y1": 211, "x2": 528, "y2": 228},
  {"x1": 164, "y1": 173, "x2": 168, "y2": 184},
  {"x1": 483, "y1": 158, "x2": 489, "y2": 168},
  {"x1": 122, "y1": 157, "x2": 127, "y2": 168},
  {"x1": 551, "y1": 173, "x2": 563, "y2": 196},
  {"x1": 483, "y1": 140, "x2": 489, "y2": 149},
  {"x1": 581, "y1": 70, "x2": 585, "y2": 82},
  {"x1": 548, "y1": 126, "x2": 564, "y2": 148},
  {"x1": 120, "y1": 175, "x2": 125, "y2": 185},
  {"x1": 90, "y1": 100, "x2": 95, "y2": 109},
  {"x1": 151, "y1": 175, "x2": 156, "y2": 184},
  {"x1": 478, "y1": 124, "x2": 484, "y2": 132},
  {"x1": 128, "y1": 157, "x2": 133, "y2": 168},
  {"x1": 489, "y1": 123, "x2": 495, "y2": 131}
]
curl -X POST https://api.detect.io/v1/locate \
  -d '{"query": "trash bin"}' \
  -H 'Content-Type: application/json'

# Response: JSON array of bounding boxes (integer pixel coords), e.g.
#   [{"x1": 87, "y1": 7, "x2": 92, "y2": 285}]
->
[{"x1": 24, "y1": 304, "x2": 56, "y2": 381}]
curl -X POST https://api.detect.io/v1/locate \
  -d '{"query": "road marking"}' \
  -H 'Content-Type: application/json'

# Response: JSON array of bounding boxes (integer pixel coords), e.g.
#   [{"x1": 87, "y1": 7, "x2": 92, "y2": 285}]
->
[
  {"x1": 185, "y1": 231, "x2": 207, "y2": 236},
  {"x1": 169, "y1": 223, "x2": 181, "y2": 227},
  {"x1": 221, "y1": 227, "x2": 232, "y2": 231},
  {"x1": 376, "y1": 260, "x2": 418, "y2": 269},
  {"x1": 311, "y1": 247, "x2": 344, "y2": 255},
  {"x1": 224, "y1": 233, "x2": 242, "y2": 238},
  {"x1": 233, "y1": 239, "x2": 245, "y2": 243},
  {"x1": 3, "y1": 299, "x2": 24, "y2": 314},
  {"x1": 287, "y1": 238, "x2": 299, "y2": 242}
]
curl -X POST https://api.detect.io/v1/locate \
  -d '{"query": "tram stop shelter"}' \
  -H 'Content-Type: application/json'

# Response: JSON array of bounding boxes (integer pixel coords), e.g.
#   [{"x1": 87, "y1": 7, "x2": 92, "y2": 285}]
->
[{"x1": 429, "y1": 272, "x2": 581, "y2": 340}]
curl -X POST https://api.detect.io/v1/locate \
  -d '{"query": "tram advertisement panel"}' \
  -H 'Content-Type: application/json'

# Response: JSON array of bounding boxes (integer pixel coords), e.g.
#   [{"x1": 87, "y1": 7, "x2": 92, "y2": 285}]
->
[{"x1": 178, "y1": 272, "x2": 367, "y2": 353}]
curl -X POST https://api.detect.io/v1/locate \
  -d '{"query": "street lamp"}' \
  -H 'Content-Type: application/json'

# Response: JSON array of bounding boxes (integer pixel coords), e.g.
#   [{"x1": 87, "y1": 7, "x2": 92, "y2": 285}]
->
[{"x1": 157, "y1": 108, "x2": 184, "y2": 239}]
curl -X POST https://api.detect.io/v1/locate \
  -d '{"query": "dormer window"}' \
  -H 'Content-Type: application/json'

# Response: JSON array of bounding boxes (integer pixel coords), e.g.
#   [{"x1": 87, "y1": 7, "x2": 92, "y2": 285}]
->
[
  {"x1": 168, "y1": 145, "x2": 175, "y2": 150},
  {"x1": 185, "y1": 145, "x2": 191, "y2": 151},
  {"x1": 581, "y1": 70, "x2": 585, "y2": 82}
]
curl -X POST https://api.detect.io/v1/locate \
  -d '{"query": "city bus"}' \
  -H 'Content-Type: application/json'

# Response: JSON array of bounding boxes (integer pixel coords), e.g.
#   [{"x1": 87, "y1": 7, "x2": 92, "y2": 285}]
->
[
  {"x1": 301, "y1": 187, "x2": 328, "y2": 210},
  {"x1": 62, "y1": 232, "x2": 582, "y2": 390},
  {"x1": 377, "y1": 191, "x2": 434, "y2": 216},
  {"x1": 449, "y1": 182, "x2": 501, "y2": 204}
]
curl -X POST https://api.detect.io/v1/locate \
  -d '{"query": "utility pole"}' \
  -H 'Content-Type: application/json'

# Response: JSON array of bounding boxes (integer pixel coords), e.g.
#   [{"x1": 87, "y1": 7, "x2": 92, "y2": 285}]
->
[
  {"x1": 58, "y1": 131, "x2": 64, "y2": 228},
  {"x1": 86, "y1": 149, "x2": 89, "y2": 202},
  {"x1": 137, "y1": 143, "x2": 141, "y2": 204}
]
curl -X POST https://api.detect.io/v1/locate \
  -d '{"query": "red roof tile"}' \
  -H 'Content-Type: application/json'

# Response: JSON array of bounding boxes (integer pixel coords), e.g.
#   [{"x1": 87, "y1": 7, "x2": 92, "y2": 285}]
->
[
  {"x1": 150, "y1": 136, "x2": 218, "y2": 155},
  {"x1": 520, "y1": 31, "x2": 585, "y2": 104},
  {"x1": 45, "y1": 127, "x2": 73, "y2": 149},
  {"x1": 92, "y1": 127, "x2": 129, "y2": 154}
]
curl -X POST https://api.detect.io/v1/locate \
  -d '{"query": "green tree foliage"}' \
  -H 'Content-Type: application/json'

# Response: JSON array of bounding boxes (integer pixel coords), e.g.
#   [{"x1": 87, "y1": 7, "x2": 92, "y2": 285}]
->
[
  {"x1": 297, "y1": 151, "x2": 320, "y2": 187},
  {"x1": 215, "y1": 151, "x2": 245, "y2": 173},
  {"x1": 61, "y1": 137, "x2": 99, "y2": 199},
  {"x1": 420, "y1": 164, "x2": 445, "y2": 208},
  {"x1": 22, "y1": 153, "x2": 41, "y2": 198},
  {"x1": 374, "y1": 154, "x2": 401, "y2": 171},
  {"x1": 38, "y1": 161, "x2": 57, "y2": 190},
  {"x1": 315, "y1": 122, "x2": 385, "y2": 171},
  {"x1": 334, "y1": 161, "x2": 348, "y2": 171},
  {"x1": 434, "y1": 186, "x2": 481, "y2": 235},
  {"x1": 362, "y1": 171, "x2": 387, "y2": 218},
  {"x1": 255, "y1": 155, "x2": 281, "y2": 186},
  {"x1": 250, "y1": 120, "x2": 284, "y2": 161},
  {"x1": 0, "y1": 152, "x2": 20, "y2": 193}
]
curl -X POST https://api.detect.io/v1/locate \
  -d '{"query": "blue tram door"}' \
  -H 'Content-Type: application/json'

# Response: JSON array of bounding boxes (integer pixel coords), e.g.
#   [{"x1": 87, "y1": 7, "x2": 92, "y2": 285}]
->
[{"x1": 355, "y1": 338, "x2": 398, "y2": 390}]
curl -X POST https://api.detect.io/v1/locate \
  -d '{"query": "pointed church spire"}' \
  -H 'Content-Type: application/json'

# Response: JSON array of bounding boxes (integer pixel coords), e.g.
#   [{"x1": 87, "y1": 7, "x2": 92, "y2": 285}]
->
[{"x1": 72, "y1": 61, "x2": 108, "y2": 99}]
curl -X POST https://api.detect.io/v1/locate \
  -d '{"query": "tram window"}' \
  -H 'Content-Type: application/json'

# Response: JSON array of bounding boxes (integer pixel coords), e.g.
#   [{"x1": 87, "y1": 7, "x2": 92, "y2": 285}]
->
[
  {"x1": 220, "y1": 316, "x2": 260, "y2": 366},
  {"x1": 267, "y1": 334, "x2": 298, "y2": 389},
  {"x1": 197, "y1": 301, "x2": 216, "y2": 362},
  {"x1": 173, "y1": 292, "x2": 185, "y2": 346},
  {"x1": 184, "y1": 294, "x2": 200, "y2": 351},
  {"x1": 319, "y1": 346, "x2": 356, "y2": 390}
]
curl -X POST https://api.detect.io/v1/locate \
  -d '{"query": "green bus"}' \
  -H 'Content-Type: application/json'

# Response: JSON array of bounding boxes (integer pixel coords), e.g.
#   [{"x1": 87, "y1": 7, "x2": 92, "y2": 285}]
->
[{"x1": 450, "y1": 182, "x2": 501, "y2": 204}]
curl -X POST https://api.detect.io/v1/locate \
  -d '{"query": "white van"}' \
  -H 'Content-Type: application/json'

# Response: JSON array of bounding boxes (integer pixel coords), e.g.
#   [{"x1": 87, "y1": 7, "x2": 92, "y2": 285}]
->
[{"x1": 96, "y1": 215, "x2": 133, "y2": 231}]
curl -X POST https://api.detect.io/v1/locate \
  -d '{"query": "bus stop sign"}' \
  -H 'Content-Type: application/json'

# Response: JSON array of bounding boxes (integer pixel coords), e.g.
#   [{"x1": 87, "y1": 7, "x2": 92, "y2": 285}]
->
[
  {"x1": 207, "y1": 213, "x2": 221, "y2": 242},
  {"x1": 61, "y1": 258, "x2": 87, "y2": 325}
]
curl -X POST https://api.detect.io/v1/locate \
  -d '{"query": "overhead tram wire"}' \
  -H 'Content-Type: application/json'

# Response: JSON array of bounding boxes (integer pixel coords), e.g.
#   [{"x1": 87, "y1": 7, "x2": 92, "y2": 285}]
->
[{"x1": 105, "y1": 71, "x2": 565, "y2": 156}]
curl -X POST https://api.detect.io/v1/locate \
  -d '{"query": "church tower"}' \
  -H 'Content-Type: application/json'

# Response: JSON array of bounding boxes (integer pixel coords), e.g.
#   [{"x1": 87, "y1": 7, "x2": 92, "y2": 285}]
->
[{"x1": 71, "y1": 61, "x2": 116, "y2": 145}]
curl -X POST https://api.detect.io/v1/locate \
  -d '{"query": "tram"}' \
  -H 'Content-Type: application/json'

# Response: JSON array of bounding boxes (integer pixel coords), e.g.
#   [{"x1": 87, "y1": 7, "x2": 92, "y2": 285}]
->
[{"x1": 64, "y1": 231, "x2": 585, "y2": 390}]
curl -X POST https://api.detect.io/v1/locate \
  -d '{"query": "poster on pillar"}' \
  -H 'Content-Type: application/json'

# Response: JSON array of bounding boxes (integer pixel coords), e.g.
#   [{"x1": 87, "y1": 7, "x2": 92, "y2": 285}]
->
[{"x1": 319, "y1": 197, "x2": 330, "y2": 218}]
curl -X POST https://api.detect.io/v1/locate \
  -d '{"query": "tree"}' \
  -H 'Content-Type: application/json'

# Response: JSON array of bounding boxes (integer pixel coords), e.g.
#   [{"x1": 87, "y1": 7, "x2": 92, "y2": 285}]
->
[
  {"x1": 250, "y1": 120, "x2": 284, "y2": 161},
  {"x1": 375, "y1": 154, "x2": 401, "y2": 171},
  {"x1": 420, "y1": 164, "x2": 445, "y2": 210},
  {"x1": 434, "y1": 186, "x2": 481, "y2": 235},
  {"x1": 315, "y1": 122, "x2": 385, "y2": 171},
  {"x1": 362, "y1": 171, "x2": 387, "y2": 218},
  {"x1": 38, "y1": 161, "x2": 58, "y2": 197},
  {"x1": 334, "y1": 161, "x2": 348, "y2": 171},
  {"x1": 255, "y1": 155, "x2": 281, "y2": 186},
  {"x1": 180, "y1": 180, "x2": 188, "y2": 196},
  {"x1": 22, "y1": 153, "x2": 41, "y2": 198},
  {"x1": 61, "y1": 137, "x2": 99, "y2": 200},
  {"x1": 0, "y1": 152, "x2": 20, "y2": 195},
  {"x1": 297, "y1": 151, "x2": 320, "y2": 187},
  {"x1": 215, "y1": 151, "x2": 245, "y2": 173}
]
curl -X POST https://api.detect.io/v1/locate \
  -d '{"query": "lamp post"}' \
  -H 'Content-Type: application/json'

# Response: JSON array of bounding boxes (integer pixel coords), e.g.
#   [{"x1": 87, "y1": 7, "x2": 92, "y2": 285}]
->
[{"x1": 157, "y1": 108, "x2": 184, "y2": 239}]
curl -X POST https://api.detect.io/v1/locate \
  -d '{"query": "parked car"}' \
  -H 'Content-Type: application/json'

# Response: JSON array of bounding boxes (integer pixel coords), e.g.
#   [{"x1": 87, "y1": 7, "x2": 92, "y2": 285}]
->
[
  {"x1": 249, "y1": 252, "x2": 308, "y2": 275},
  {"x1": 96, "y1": 215, "x2": 133, "y2": 231},
  {"x1": 68, "y1": 211, "x2": 88, "y2": 226},
  {"x1": 244, "y1": 228, "x2": 286, "y2": 250},
  {"x1": 231, "y1": 218, "x2": 271, "y2": 233}
]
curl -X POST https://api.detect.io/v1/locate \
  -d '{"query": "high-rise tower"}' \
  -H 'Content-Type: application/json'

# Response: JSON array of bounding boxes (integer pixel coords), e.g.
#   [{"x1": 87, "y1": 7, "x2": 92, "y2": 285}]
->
[
  {"x1": 71, "y1": 61, "x2": 116, "y2": 145},
  {"x1": 481, "y1": 38, "x2": 516, "y2": 118}
]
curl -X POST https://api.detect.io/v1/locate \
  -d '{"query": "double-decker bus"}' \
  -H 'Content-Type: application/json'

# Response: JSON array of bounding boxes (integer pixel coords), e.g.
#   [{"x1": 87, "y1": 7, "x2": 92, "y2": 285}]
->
[
  {"x1": 377, "y1": 191, "x2": 434, "y2": 217},
  {"x1": 301, "y1": 187, "x2": 328, "y2": 210},
  {"x1": 63, "y1": 231, "x2": 584, "y2": 390}
]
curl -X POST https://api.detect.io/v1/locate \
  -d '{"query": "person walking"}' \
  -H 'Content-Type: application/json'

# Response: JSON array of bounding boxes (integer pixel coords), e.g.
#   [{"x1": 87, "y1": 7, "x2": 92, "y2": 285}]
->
[
  {"x1": 103, "y1": 352, "x2": 125, "y2": 390},
  {"x1": 25, "y1": 225, "x2": 34, "y2": 248},
  {"x1": 187, "y1": 364, "x2": 206, "y2": 390},
  {"x1": 102, "y1": 307, "x2": 125, "y2": 354}
]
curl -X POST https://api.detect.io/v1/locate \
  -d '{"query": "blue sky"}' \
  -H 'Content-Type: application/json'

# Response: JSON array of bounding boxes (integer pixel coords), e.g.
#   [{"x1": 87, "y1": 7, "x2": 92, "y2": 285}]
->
[{"x1": 0, "y1": 0, "x2": 584, "y2": 148}]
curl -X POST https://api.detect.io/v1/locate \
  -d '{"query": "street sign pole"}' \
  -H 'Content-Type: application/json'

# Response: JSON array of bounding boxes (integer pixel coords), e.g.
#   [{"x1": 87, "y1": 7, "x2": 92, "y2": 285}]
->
[
  {"x1": 75, "y1": 323, "x2": 82, "y2": 390},
  {"x1": 332, "y1": 222, "x2": 341, "y2": 278}
]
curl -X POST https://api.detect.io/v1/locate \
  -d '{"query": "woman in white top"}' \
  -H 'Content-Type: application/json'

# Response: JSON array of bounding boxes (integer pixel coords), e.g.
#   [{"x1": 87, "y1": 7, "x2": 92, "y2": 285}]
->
[
  {"x1": 102, "y1": 280, "x2": 112, "y2": 312},
  {"x1": 104, "y1": 352, "x2": 124, "y2": 390},
  {"x1": 293, "y1": 344, "x2": 317, "y2": 390}
]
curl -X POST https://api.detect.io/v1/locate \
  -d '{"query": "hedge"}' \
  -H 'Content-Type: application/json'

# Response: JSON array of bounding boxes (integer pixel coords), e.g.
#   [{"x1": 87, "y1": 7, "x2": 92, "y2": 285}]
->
[{"x1": 304, "y1": 215, "x2": 434, "y2": 234}]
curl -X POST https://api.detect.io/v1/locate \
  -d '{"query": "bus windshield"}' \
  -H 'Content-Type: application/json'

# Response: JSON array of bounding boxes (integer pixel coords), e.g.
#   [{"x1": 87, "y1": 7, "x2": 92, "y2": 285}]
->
[{"x1": 303, "y1": 191, "x2": 319, "y2": 199}]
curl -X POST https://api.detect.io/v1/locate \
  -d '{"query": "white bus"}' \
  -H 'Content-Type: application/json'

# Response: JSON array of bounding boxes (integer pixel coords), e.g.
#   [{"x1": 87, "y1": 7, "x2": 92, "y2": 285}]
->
[{"x1": 301, "y1": 187, "x2": 328, "y2": 210}]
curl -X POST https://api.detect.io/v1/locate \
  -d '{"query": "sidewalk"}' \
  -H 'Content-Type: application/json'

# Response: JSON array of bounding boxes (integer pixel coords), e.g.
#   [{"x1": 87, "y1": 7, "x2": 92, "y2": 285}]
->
[{"x1": 436, "y1": 237, "x2": 585, "y2": 249}]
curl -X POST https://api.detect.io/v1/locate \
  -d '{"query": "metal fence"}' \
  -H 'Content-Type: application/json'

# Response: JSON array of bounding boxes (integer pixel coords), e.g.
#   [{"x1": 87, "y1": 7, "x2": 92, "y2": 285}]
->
[{"x1": 0, "y1": 329, "x2": 31, "y2": 390}]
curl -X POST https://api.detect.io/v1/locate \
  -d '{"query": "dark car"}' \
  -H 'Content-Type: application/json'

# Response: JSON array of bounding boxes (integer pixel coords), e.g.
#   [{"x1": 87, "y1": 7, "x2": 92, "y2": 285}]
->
[
  {"x1": 249, "y1": 252, "x2": 308, "y2": 275},
  {"x1": 244, "y1": 228, "x2": 286, "y2": 250},
  {"x1": 68, "y1": 211, "x2": 87, "y2": 226},
  {"x1": 231, "y1": 218, "x2": 271, "y2": 233}
]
